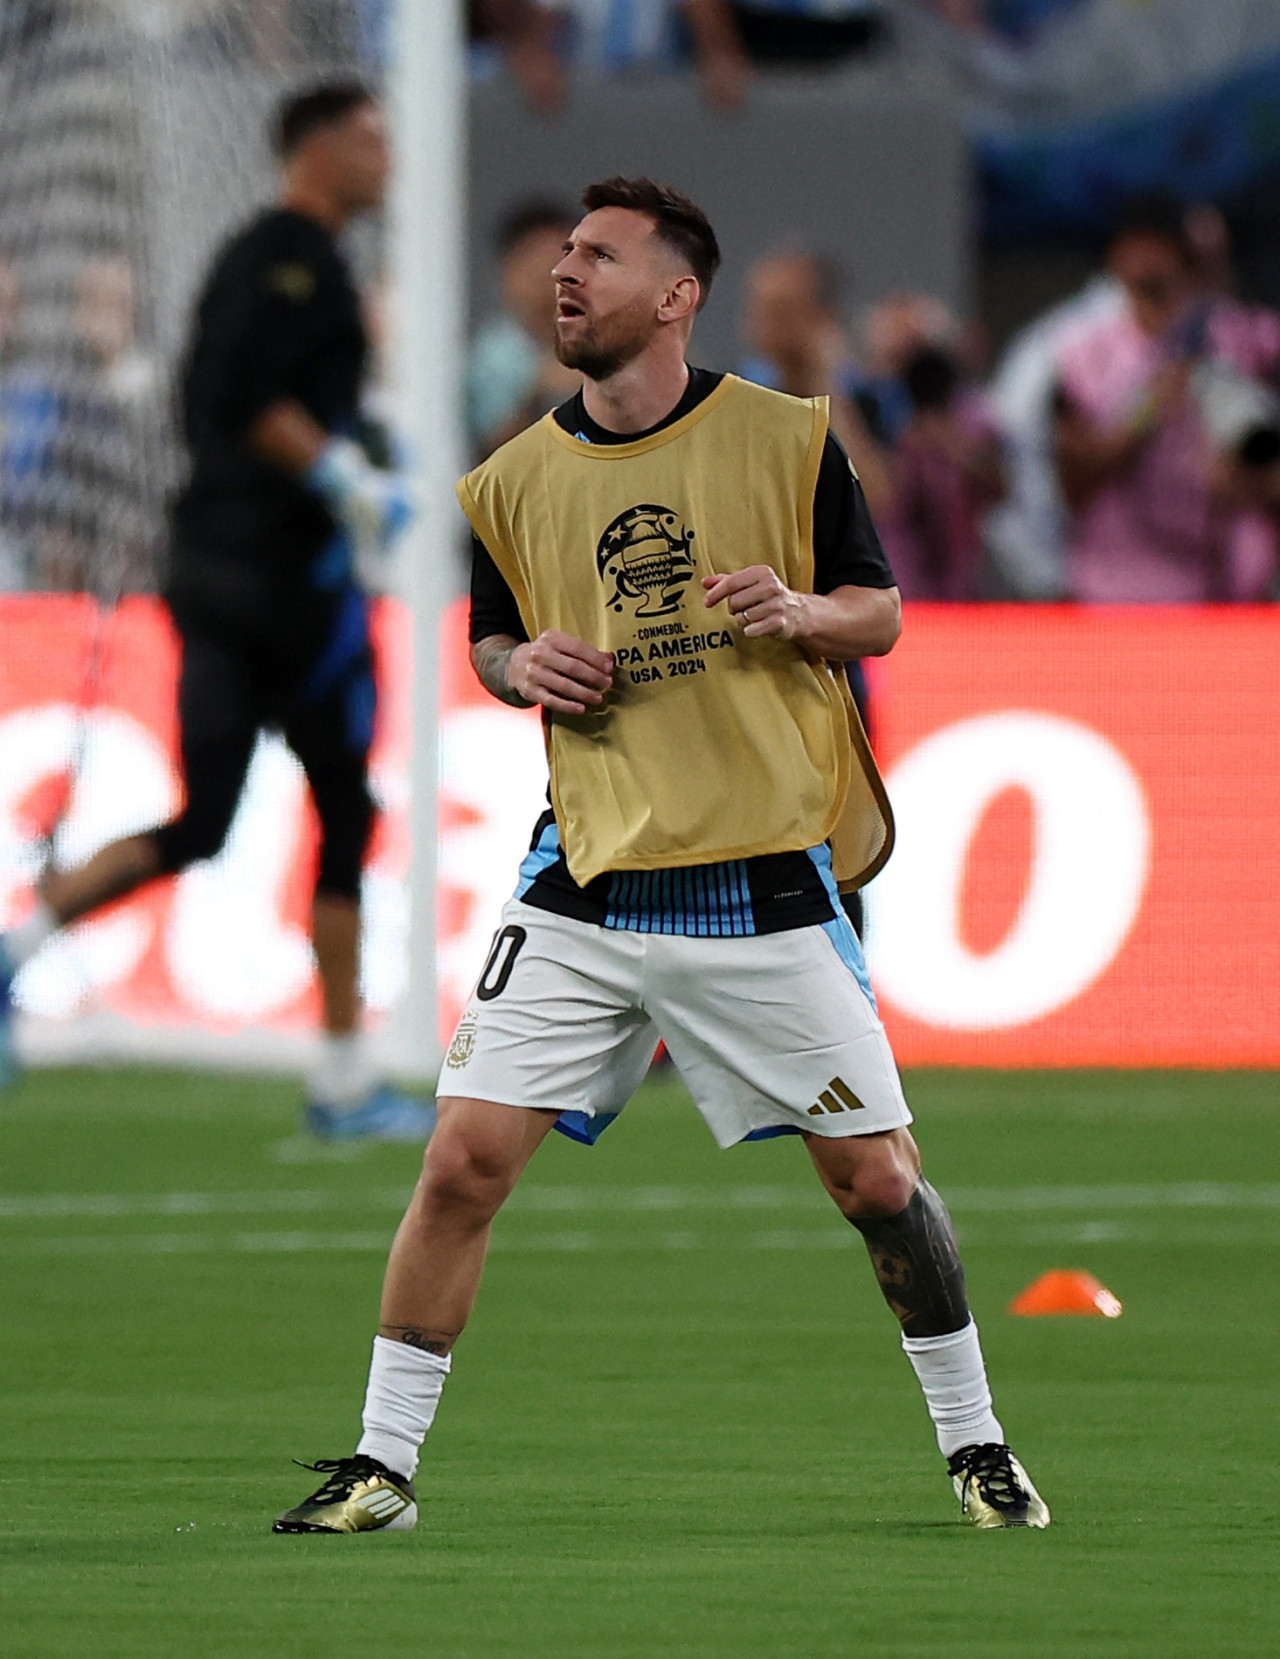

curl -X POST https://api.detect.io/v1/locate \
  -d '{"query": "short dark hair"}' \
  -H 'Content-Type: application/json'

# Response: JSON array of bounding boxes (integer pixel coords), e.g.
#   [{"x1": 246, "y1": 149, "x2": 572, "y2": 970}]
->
[
  {"x1": 496, "y1": 199, "x2": 576, "y2": 258},
  {"x1": 580, "y1": 176, "x2": 721, "y2": 308},
  {"x1": 1111, "y1": 193, "x2": 1196, "y2": 264},
  {"x1": 274, "y1": 80, "x2": 376, "y2": 160}
]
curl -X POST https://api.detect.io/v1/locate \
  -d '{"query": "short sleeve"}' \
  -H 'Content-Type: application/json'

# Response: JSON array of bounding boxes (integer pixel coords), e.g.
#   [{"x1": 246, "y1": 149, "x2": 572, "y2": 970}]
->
[
  {"x1": 469, "y1": 532, "x2": 529, "y2": 644},
  {"x1": 811, "y1": 433, "x2": 897, "y2": 593}
]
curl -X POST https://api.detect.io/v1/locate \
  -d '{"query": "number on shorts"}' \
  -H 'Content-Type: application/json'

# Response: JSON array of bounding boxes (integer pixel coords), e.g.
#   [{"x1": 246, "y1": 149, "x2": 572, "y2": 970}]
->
[{"x1": 475, "y1": 924, "x2": 527, "y2": 1001}]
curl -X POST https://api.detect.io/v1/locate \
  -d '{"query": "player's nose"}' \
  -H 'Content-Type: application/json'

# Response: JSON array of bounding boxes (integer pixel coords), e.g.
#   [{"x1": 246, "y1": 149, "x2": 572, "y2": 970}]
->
[{"x1": 553, "y1": 246, "x2": 586, "y2": 282}]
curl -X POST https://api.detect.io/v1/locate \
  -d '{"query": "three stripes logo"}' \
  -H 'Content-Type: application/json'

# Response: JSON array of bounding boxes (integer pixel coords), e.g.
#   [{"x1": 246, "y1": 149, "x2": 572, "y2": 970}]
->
[
  {"x1": 806, "y1": 1076, "x2": 866, "y2": 1117},
  {"x1": 353, "y1": 1486, "x2": 407, "y2": 1524}
]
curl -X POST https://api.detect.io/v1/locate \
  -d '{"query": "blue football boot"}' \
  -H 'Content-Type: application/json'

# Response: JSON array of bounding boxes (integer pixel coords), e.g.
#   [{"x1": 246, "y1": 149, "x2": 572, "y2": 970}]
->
[{"x1": 305, "y1": 1083, "x2": 436, "y2": 1143}]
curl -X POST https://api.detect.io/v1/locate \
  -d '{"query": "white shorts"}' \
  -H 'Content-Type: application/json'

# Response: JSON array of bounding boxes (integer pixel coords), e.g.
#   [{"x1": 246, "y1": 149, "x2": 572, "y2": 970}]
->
[{"x1": 440, "y1": 899, "x2": 912, "y2": 1149}]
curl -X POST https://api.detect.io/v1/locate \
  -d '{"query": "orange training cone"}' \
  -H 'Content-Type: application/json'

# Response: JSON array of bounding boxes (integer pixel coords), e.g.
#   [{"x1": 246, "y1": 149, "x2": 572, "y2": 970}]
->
[{"x1": 1009, "y1": 1270, "x2": 1123, "y2": 1319}]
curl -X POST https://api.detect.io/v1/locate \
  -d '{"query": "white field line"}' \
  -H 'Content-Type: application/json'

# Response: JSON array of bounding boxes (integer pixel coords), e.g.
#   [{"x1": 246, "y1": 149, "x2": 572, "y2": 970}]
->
[
  {"x1": 1, "y1": 1182, "x2": 1279, "y2": 1224},
  {"x1": 1, "y1": 1218, "x2": 1277, "y2": 1258},
  {"x1": 0, "y1": 1189, "x2": 409, "y2": 1221}
]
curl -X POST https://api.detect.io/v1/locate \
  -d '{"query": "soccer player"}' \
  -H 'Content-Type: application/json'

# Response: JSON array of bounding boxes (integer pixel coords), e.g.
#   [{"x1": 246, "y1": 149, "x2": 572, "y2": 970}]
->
[
  {"x1": 0, "y1": 83, "x2": 433, "y2": 1142},
  {"x1": 274, "y1": 178, "x2": 1049, "y2": 1532}
]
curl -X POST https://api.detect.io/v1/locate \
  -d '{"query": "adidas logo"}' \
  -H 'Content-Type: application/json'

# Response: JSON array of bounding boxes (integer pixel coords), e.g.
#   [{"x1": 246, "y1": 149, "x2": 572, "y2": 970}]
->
[
  {"x1": 806, "y1": 1076, "x2": 866, "y2": 1116},
  {"x1": 353, "y1": 1487, "x2": 406, "y2": 1520}
]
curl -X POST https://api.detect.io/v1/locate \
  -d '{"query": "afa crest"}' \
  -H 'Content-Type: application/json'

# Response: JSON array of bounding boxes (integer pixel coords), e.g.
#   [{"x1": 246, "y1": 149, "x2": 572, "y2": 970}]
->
[
  {"x1": 445, "y1": 1015, "x2": 478, "y2": 1070},
  {"x1": 597, "y1": 503, "x2": 696, "y2": 619}
]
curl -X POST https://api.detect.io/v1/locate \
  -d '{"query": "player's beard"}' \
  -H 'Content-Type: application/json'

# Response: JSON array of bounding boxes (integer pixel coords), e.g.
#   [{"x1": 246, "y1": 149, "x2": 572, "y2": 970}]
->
[{"x1": 554, "y1": 295, "x2": 655, "y2": 381}]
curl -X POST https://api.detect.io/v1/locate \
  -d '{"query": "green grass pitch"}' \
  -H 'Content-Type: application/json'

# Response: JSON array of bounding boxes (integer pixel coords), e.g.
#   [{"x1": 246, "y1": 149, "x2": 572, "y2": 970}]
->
[{"x1": 1, "y1": 1064, "x2": 1278, "y2": 1657}]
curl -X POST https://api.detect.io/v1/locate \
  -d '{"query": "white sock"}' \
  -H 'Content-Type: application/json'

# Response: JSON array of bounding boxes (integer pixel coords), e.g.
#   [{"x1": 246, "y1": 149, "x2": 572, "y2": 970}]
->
[
  {"x1": 307, "y1": 1031, "x2": 376, "y2": 1108},
  {"x1": 355, "y1": 1335, "x2": 451, "y2": 1480},
  {"x1": 902, "y1": 1320, "x2": 1004, "y2": 1459},
  {"x1": 3, "y1": 899, "x2": 58, "y2": 971}
]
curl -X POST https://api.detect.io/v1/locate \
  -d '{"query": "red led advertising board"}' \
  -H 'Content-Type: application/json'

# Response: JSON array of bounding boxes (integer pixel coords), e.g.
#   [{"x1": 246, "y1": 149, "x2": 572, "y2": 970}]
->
[{"x1": 2, "y1": 596, "x2": 1278, "y2": 1067}]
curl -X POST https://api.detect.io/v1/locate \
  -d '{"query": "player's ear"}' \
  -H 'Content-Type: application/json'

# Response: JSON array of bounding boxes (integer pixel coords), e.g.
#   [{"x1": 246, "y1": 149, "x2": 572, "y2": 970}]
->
[{"x1": 657, "y1": 274, "x2": 700, "y2": 326}]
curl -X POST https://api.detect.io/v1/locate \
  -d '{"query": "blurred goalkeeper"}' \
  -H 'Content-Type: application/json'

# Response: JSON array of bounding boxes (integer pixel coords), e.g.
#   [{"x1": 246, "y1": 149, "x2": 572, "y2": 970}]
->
[{"x1": 0, "y1": 82, "x2": 433, "y2": 1142}]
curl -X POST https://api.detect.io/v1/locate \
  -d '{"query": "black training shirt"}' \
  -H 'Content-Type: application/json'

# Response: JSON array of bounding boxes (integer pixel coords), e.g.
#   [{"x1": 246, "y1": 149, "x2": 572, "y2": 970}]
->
[
  {"x1": 170, "y1": 208, "x2": 366, "y2": 604},
  {"x1": 469, "y1": 367, "x2": 895, "y2": 643}
]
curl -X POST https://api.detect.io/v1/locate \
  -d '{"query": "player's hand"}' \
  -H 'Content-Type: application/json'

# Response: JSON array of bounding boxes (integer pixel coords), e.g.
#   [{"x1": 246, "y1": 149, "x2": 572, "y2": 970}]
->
[
  {"x1": 507, "y1": 631, "x2": 615, "y2": 715},
  {"x1": 702, "y1": 567, "x2": 810, "y2": 641}
]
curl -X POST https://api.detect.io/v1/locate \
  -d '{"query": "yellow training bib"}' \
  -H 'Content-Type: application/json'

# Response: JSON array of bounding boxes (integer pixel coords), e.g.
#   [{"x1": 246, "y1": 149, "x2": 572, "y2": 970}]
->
[{"x1": 458, "y1": 374, "x2": 892, "y2": 889}]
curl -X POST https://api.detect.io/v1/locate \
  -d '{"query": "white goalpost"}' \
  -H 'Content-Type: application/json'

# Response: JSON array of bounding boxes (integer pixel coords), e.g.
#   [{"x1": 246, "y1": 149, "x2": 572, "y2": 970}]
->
[{"x1": 387, "y1": 0, "x2": 467, "y2": 1080}]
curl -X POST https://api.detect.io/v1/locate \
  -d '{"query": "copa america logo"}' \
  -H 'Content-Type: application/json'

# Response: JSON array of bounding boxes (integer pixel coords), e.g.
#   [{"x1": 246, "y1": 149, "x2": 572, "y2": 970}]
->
[{"x1": 596, "y1": 503, "x2": 696, "y2": 619}]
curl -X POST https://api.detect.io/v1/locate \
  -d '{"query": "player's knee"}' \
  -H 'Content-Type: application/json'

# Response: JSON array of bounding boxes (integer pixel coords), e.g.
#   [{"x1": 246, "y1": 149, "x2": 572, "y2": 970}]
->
[
  {"x1": 313, "y1": 774, "x2": 374, "y2": 898},
  {"x1": 818, "y1": 1130, "x2": 922, "y2": 1221},
  {"x1": 153, "y1": 811, "x2": 232, "y2": 872},
  {"x1": 314, "y1": 823, "x2": 370, "y2": 898},
  {"x1": 416, "y1": 1127, "x2": 518, "y2": 1222}
]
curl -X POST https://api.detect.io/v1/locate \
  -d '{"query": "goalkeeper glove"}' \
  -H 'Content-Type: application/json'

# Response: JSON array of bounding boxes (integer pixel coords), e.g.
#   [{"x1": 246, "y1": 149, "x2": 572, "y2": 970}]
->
[{"x1": 307, "y1": 436, "x2": 415, "y2": 590}]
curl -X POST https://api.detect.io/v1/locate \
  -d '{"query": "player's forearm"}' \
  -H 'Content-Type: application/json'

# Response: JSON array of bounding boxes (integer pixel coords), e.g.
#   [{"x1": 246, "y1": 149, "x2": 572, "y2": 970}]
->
[
  {"x1": 794, "y1": 585, "x2": 902, "y2": 660},
  {"x1": 471, "y1": 634, "x2": 535, "y2": 708},
  {"x1": 247, "y1": 398, "x2": 330, "y2": 476}
]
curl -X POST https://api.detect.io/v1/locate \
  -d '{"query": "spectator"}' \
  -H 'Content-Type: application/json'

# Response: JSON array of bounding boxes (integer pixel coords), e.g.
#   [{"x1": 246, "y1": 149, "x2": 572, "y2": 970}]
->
[
  {"x1": 739, "y1": 245, "x2": 898, "y2": 819},
  {"x1": 1053, "y1": 196, "x2": 1280, "y2": 602},
  {"x1": 985, "y1": 201, "x2": 1235, "y2": 600},
  {"x1": 472, "y1": 0, "x2": 567, "y2": 114},
  {"x1": 469, "y1": 200, "x2": 582, "y2": 457},
  {"x1": 740, "y1": 248, "x2": 892, "y2": 515},
  {"x1": 15, "y1": 253, "x2": 169, "y2": 594},
  {"x1": 877, "y1": 343, "x2": 1007, "y2": 599},
  {"x1": 725, "y1": 0, "x2": 889, "y2": 64},
  {"x1": 856, "y1": 291, "x2": 963, "y2": 448},
  {"x1": 983, "y1": 272, "x2": 1123, "y2": 598},
  {"x1": 64, "y1": 254, "x2": 170, "y2": 593},
  {"x1": 73, "y1": 255, "x2": 162, "y2": 416},
  {"x1": 542, "y1": 1, "x2": 754, "y2": 108}
]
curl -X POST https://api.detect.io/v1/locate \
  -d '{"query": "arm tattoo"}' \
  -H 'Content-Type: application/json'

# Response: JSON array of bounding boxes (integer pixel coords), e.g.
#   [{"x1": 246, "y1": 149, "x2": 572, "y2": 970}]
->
[
  {"x1": 379, "y1": 1324, "x2": 456, "y2": 1357},
  {"x1": 472, "y1": 634, "x2": 533, "y2": 708},
  {"x1": 849, "y1": 1178, "x2": 970, "y2": 1338}
]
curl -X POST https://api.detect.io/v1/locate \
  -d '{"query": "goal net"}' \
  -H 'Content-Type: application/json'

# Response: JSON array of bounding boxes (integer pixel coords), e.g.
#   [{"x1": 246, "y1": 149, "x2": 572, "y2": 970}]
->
[{"x1": 0, "y1": 0, "x2": 466, "y2": 1073}]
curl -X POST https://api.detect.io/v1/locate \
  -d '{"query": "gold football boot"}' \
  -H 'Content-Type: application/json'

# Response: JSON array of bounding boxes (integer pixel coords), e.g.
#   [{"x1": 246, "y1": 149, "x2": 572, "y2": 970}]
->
[
  {"x1": 272, "y1": 1456, "x2": 417, "y2": 1534},
  {"x1": 947, "y1": 1443, "x2": 1051, "y2": 1529}
]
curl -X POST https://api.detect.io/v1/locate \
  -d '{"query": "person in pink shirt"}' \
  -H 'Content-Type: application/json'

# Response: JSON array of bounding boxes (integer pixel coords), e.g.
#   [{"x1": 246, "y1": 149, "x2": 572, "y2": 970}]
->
[{"x1": 1053, "y1": 196, "x2": 1280, "y2": 603}]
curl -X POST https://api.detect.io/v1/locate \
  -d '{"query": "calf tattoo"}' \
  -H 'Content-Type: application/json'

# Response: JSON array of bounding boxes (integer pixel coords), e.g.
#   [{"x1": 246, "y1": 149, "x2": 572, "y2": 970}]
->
[
  {"x1": 849, "y1": 1179, "x2": 970, "y2": 1338},
  {"x1": 380, "y1": 1324, "x2": 455, "y2": 1357}
]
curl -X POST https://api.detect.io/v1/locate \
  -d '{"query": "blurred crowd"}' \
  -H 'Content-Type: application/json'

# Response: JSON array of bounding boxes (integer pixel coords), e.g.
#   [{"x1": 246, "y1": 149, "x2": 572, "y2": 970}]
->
[
  {"x1": 5, "y1": 0, "x2": 1280, "y2": 606},
  {"x1": 0, "y1": 251, "x2": 170, "y2": 593},
  {"x1": 471, "y1": 190, "x2": 1280, "y2": 604},
  {"x1": 1, "y1": 0, "x2": 1074, "y2": 85},
  {"x1": 7, "y1": 185, "x2": 1280, "y2": 605},
  {"x1": 465, "y1": 1, "x2": 1086, "y2": 115}
]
